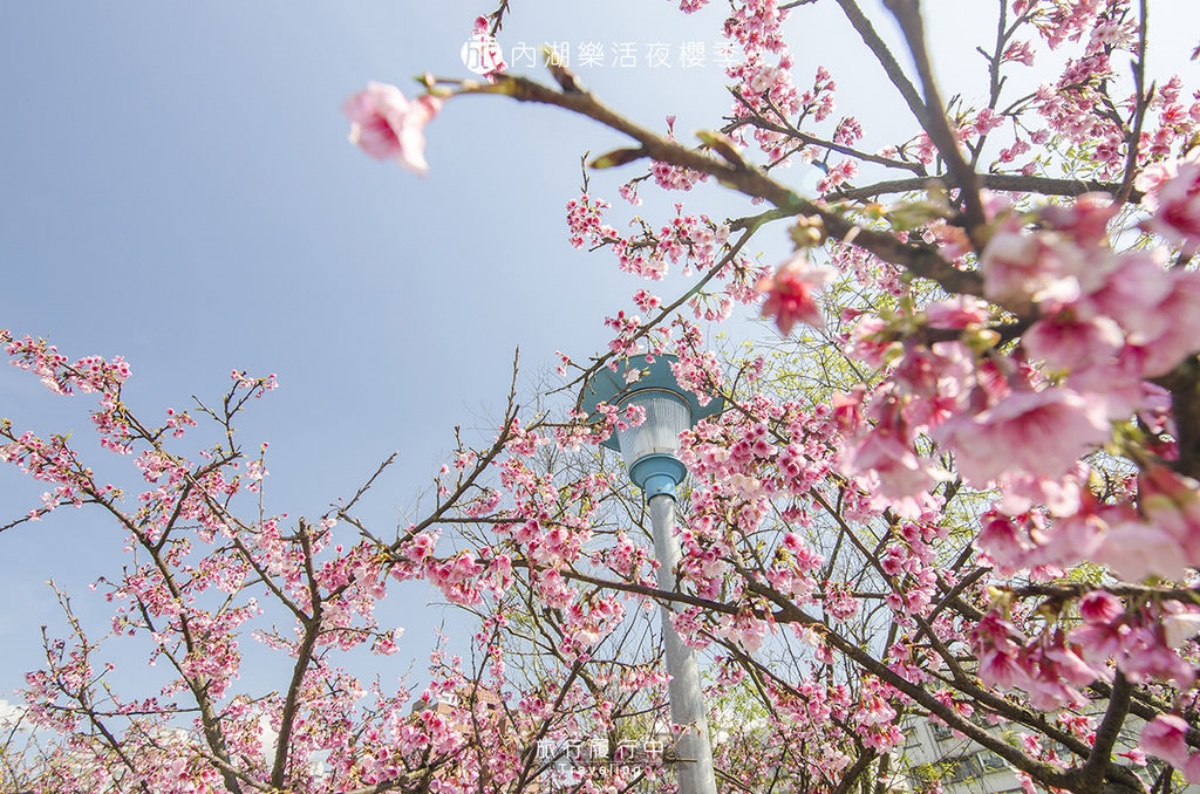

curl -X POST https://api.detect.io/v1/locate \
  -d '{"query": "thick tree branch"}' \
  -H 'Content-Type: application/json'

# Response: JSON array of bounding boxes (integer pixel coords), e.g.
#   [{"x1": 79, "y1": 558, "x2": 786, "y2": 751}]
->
[
  {"x1": 1076, "y1": 672, "x2": 1134, "y2": 794},
  {"x1": 1117, "y1": 0, "x2": 1152, "y2": 204},
  {"x1": 883, "y1": 0, "x2": 987, "y2": 234},
  {"x1": 831, "y1": 173, "x2": 1143, "y2": 204},
  {"x1": 271, "y1": 520, "x2": 323, "y2": 789},
  {"x1": 460, "y1": 75, "x2": 986, "y2": 301},
  {"x1": 1158, "y1": 357, "x2": 1200, "y2": 479},
  {"x1": 833, "y1": 0, "x2": 929, "y2": 135}
]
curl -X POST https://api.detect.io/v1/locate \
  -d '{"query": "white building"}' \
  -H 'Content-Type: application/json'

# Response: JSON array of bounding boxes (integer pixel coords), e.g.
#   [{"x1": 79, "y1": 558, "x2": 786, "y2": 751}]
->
[{"x1": 894, "y1": 714, "x2": 1200, "y2": 794}]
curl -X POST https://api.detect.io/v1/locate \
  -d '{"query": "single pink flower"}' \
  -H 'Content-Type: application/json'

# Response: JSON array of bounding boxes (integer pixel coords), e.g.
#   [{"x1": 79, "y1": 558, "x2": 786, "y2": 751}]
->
[
  {"x1": 1162, "y1": 610, "x2": 1200, "y2": 649},
  {"x1": 924, "y1": 295, "x2": 990, "y2": 329},
  {"x1": 1141, "y1": 714, "x2": 1191, "y2": 769},
  {"x1": 1040, "y1": 641, "x2": 1099, "y2": 688},
  {"x1": 1144, "y1": 161, "x2": 1200, "y2": 254},
  {"x1": 1039, "y1": 192, "x2": 1118, "y2": 246},
  {"x1": 976, "y1": 511, "x2": 1034, "y2": 570},
  {"x1": 1135, "y1": 269, "x2": 1200, "y2": 377},
  {"x1": 995, "y1": 467, "x2": 1086, "y2": 518},
  {"x1": 1002, "y1": 39, "x2": 1036, "y2": 66},
  {"x1": 342, "y1": 82, "x2": 442, "y2": 175},
  {"x1": 843, "y1": 424, "x2": 941, "y2": 499},
  {"x1": 1076, "y1": 250, "x2": 1173, "y2": 345},
  {"x1": 892, "y1": 342, "x2": 973, "y2": 428},
  {"x1": 464, "y1": 16, "x2": 507, "y2": 79},
  {"x1": 1094, "y1": 234, "x2": 1196, "y2": 341},
  {"x1": 1070, "y1": 619, "x2": 1128, "y2": 667},
  {"x1": 980, "y1": 230, "x2": 1095, "y2": 310},
  {"x1": 757, "y1": 254, "x2": 834, "y2": 335},
  {"x1": 1135, "y1": 160, "x2": 1179, "y2": 202},
  {"x1": 1118, "y1": 625, "x2": 1197, "y2": 689},
  {"x1": 1025, "y1": 674, "x2": 1082, "y2": 711},
  {"x1": 1078, "y1": 591, "x2": 1123, "y2": 624},
  {"x1": 830, "y1": 386, "x2": 866, "y2": 434},
  {"x1": 976, "y1": 645, "x2": 1029, "y2": 690},
  {"x1": 1023, "y1": 313, "x2": 1123, "y2": 374},
  {"x1": 1094, "y1": 521, "x2": 1189, "y2": 582},
  {"x1": 1138, "y1": 463, "x2": 1200, "y2": 567},
  {"x1": 932, "y1": 388, "x2": 1110, "y2": 486}
]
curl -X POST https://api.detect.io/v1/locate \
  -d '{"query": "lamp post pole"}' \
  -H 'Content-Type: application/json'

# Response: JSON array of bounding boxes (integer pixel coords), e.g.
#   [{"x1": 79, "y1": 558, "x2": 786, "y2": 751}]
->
[
  {"x1": 584, "y1": 355, "x2": 721, "y2": 794},
  {"x1": 649, "y1": 491, "x2": 719, "y2": 794}
]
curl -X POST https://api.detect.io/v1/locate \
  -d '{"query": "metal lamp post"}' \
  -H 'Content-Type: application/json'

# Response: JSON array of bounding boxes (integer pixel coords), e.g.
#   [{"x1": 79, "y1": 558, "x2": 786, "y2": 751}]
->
[{"x1": 583, "y1": 354, "x2": 721, "y2": 794}]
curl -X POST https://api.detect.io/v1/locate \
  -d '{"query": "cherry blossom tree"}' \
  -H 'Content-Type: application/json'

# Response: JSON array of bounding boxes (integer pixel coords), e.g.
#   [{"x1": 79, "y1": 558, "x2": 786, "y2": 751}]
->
[
  {"x1": 0, "y1": 343, "x2": 683, "y2": 793},
  {"x1": 6, "y1": 1, "x2": 1200, "y2": 793}
]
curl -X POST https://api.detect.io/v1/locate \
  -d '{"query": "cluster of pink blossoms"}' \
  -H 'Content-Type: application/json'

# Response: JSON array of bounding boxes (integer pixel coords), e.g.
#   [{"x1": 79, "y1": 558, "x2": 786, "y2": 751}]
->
[
  {"x1": 13, "y1": 1, "x2": 1200, "y2": 790},
  {"x1": 974, "y1": 593, "x2": 1199, "y2": 717},
  {"x1": 565, "y1": 192, "x2": 731, "y2": 281},
  {"x1": 724, "y1": 142, "x2": 1200, "y2": 775}
]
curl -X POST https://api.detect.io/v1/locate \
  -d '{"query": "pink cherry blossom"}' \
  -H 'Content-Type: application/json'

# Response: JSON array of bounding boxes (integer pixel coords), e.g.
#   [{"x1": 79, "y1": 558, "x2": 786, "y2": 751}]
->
[
  {"x1": 16, "y1": 4, "x2": 1200, "y2": 791},
  {"x1": 924, "y1": 295, "x2": 990, "y2": 329},
  {"x1": 1135, "y1": 159, "x2": 1180, "y2": 200},
  {"x1": 1144, "y1": 160, "x2": 1200, "y2": 254},
  {"x1": 342, "y1": 82, "x2": 442, "y2": 175},
  {"x1": 756, "y1": 254, "x2": 834, "y2": 334},
  {"x1": 1038, "y1": 192, "x2": 1118, "y2": 246},
  {"x1": 932, "y1": 388, "x2": 1111, "y2": 486},
  {"x1": 842, "y1": 421, "x2": 942, "y2": 501},
  {"x1": 1023, "y1": 313, "x2": 1123, "y2": 375},
  {"x1": 1162, "y1": 609, "x2": 1200, "y2": 649},
  {"x1": 1002, "y1": 39, "x2": 1036, "y2": 66},
  {"x1": 1138, "y1": 464, "x2": 1200, "y2": 566},
  {"x1": 1132, "y1": 269, "x2": 1200, "y2": 377},
  {"x1": 1077, "y1": 591, "x2": 1123, "y2": 624},
  {"x1": 465, "y1": 16, "x2": 507, "y2": 79},
  {"x1": 1141, "y1": 714, "x2": 1191, "y2": 768},
  {"x1": 980, "y1": 229, "x2": 1103, "y2": 311},
  {"x1": 1094, "y1": 521, "x2": 1189, "y2": 582}
]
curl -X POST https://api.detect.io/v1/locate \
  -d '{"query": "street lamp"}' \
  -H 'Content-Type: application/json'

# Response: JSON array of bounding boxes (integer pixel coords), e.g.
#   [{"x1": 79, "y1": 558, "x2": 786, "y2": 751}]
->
[{"x1": 583, "y1": 354, "x2": 721, "y2": 794}]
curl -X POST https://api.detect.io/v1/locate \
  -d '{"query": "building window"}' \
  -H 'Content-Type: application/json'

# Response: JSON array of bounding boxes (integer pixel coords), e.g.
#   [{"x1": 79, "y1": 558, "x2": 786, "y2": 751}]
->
[
  {"x1": 980, "y1": 751, "x2": 1009, "y2": 772},
  {"x1": 931, "y1": 723, "x2": 954, "y2": 741}
]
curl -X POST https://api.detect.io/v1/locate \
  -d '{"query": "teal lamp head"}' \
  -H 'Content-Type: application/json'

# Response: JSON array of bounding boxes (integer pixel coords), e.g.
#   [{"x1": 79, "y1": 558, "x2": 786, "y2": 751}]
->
[{"x1": 581, "y1": 354, "x2": 723, "y2": 500}]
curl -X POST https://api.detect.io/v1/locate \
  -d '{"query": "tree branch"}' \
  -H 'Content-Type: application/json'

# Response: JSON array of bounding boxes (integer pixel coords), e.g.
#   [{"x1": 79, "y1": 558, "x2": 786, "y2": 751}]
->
[
  {"x1": 459, "y1": 75, "x2": 986, "y2": 300},
  {"x1": 882, "y1": 0, "x2": 987, "y2": 234}
]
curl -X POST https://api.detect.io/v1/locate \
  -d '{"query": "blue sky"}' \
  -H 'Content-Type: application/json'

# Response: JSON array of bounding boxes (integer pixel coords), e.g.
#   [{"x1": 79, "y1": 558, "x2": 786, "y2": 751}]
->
[
  {"x1": 0, "y1": 0, "x2": 777, "y2": 699},
  {"x1": 2, "y1": 0, "x2": 1197, "y2": 705}
]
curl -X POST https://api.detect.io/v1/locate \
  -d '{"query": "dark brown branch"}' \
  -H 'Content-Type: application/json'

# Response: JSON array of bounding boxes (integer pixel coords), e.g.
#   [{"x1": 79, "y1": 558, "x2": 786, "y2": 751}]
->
[
  {"x1": 832, "y1": 749, "x2": 879, "y2": 794},
  {"x1": 1076, "y1": 672, "x2": 1134, "y2": 794},
  {"x1": 831, "y1": 174, "x2": 1143, "y2": 204},
  {"x1": 1158, "y1": 357, "x2": 1200, "y2": 479},
  {"x1": 883, "y1": 0, "x2": 987, "y2": 234},
  {"x1": 271, "y1": 520, "x2": 323, "y2": 789},
  {"x1": 1117, "y1": 0, "x2": 1151, "y2": 205},
  {"x1": 834, "y1": 0, "x2": 930, "y2": 136},
  {"x1": 460, "y1": 75, "x2": 985, "y2": 301},
  {"x1": 725, "y1": 101, "x2": 926, "y2": 174}
]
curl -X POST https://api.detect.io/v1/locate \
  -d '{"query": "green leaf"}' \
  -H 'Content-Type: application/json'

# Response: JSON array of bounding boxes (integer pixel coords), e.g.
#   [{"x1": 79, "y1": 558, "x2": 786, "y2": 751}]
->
[{"x1": 589, "y1": 147, "x2": 647, "y2": 169}]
